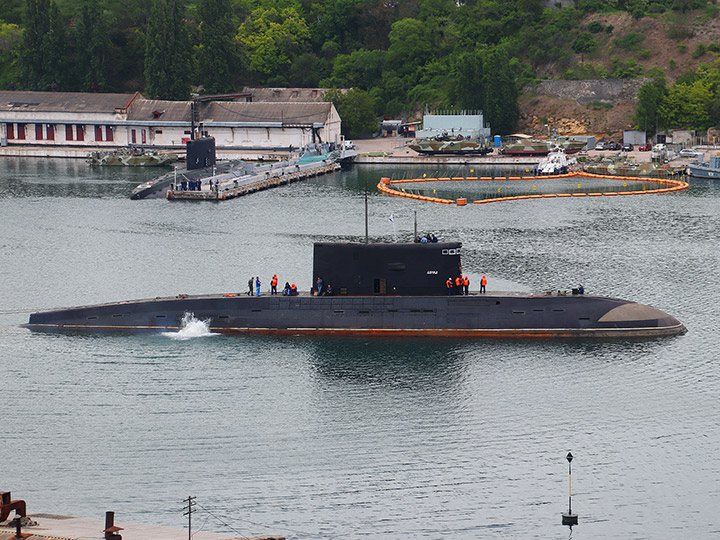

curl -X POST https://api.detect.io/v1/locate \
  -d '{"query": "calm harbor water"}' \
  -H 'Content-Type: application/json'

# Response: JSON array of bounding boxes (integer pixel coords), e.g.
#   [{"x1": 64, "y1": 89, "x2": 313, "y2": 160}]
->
[{"x1": 1, "y1": 157, "x2": 718, "y2": 539}]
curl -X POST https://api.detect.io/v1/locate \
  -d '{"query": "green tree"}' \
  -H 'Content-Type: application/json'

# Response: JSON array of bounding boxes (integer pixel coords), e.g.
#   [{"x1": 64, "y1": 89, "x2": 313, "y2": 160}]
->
[
  {"x1": 197, "y1": 0, "x2": 237, "y2": 94},
  {"x1": 0, "y1": 22, "x2": 22, "y2": 88},
  {"x1": 236, "y1": 7, "x2": 310, "y2": 80},
  {"x1": 572, "y1": 32, "x2": 597, "y2": 62},
  {"x1": 482, "y1": 47, "x2": 519, "y2": 135},
  {"x1": 658, "y1": 80, "x2": 713, "y2": 129},
  {"x1": 452, "y1": 47, "x2": 519, "y2": 135},
  {"x1": 451, "y1": 49, "x2": 486, "y2": 111},
  {"x1": 144, "y1": 0, "x2": 192, "y2": 100},
  {"x1": 288, "y1": 52, "x2": 330, "y2": 87},
  {"x1": 633, "y1": 73, "x2": 666, "y2": 135},
  {"x1": 386, "y1": 18, "x2": 435, "y2": 77},
  {"x1": 324, "y1": 87, "x2": 378, "y2": 137},
  {"x1": 19, "y1": 0, "x2": 67, "y2": 90},
  {"x1": 76, "y1": 0, "x2": 111, "y2": 91}
]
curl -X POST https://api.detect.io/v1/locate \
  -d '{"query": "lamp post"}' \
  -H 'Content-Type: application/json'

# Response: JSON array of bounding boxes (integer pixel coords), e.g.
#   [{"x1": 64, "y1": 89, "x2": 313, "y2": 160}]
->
[{"x1": 562, "y1": 451, "x2": 578, "y2": 526}]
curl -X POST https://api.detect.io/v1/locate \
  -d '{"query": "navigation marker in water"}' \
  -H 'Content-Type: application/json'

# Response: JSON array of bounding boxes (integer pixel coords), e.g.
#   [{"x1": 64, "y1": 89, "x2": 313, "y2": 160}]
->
[{"x1": 562, "y1": 451, "x2": 579, "y2": 526}]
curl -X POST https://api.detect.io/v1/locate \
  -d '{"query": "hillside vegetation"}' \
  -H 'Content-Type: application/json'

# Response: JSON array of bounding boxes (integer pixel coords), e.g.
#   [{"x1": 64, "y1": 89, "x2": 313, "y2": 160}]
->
[{"x1": 1, "y1": 0, "x2": 719, "y2": 137}]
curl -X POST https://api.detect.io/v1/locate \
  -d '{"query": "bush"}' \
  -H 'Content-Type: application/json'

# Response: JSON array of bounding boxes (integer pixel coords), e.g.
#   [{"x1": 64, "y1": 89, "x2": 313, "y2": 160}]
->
[
  {"x1": 610, "y1": 57, "x2": 645, "y2": 78},
  {"x1": 692, "y1": 43, "x2": 706, "y2": 58},
  {"x1": 648, "y1": 2, "x2": 666, "y2": 12},
  {"x1": 587, "y1": 101, "x2": 613, "y2": 110},
  {"x1": 563, "y1": 61, "x2": 609, "y2": 79},
  {"x1": 637, "y1": 49, "x2": 652, "y2": 59},
  {"x1": 669, "y1": 59, "x2": 677, "y2": 69},
  {"x1": 605, "y1": 24, "x2": 614, "y2": 34},
  {"x1": 708, "y1": 43, "x2": 720, "y2": 53},
  {"x1": 667, "y1": 24, "x2": 694, "y2": 40},
  {"x1": 588, "y1": 21, "x2": 604, "y2": 33},
  {"x1": 677, "y1": 43, "x2": 688, "y2": 53},
  {"x1": 614, "y1": 32, "x2": 646, "y2": 50}
]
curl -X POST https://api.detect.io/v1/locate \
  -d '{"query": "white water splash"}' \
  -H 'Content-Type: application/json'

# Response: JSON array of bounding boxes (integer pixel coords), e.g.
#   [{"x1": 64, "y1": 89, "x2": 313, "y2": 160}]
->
[{"x1": 162, "y1": 312, "x2": 217, "y2": 340}]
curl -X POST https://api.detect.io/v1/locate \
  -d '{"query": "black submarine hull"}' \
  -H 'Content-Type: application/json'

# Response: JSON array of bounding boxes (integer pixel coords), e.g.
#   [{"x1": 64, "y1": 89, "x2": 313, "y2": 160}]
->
[{"x1": 25, "y1": 292, "x2": 686, "y2": 338}]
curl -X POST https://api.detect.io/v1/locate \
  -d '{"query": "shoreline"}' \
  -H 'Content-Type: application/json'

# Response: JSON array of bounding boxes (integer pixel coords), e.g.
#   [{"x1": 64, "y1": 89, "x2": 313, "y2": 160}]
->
[
  {"x1": 0, "y1": 512, "x2": 284, "y2": 540},
  {"x1": 0, "y1": 136, "x2": 705, "y2": 170}
]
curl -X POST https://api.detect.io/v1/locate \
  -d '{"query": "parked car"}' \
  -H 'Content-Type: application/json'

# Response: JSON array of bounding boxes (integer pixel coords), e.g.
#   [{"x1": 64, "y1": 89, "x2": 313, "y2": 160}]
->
[
  {"x1": 638, "y1": 144, "x2": 651, "y2": 151},
  {"x1": 608, "y1": 142, "x2": 622, "y2": 151},
  {"x1": 679, "y1": 148, "x2": 701, "y2": 158},
  {"x1": 595, "y1": 141, "x2": 608, "y2": 150},
  {"x1": 622, "y1": 143, "x2": 634, "y2": 151}
]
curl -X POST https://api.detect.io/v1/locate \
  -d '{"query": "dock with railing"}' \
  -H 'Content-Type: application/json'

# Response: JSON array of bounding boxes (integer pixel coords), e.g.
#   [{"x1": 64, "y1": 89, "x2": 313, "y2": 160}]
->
[{"x1": 166, "y1": 161, "x2": 341, "y2": 201}]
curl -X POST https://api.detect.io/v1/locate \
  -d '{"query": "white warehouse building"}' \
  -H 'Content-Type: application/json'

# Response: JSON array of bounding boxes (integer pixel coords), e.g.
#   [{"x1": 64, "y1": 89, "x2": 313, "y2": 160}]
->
[{"x1": 0, "y1": 91, "x2": 342, "y2": 152}]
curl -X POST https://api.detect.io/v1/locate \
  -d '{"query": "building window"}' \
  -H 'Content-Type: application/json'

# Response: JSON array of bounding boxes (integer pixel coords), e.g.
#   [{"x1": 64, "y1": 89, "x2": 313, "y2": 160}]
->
[
  {"x1": 141, "y1": 129, "x2": 146, "y2": 144},
  {"x1": 47, "y1": 125, "x2": 54, "y2": 141},
  {"x1": 95, "y1": 125, "x2": 103, "y2": 141},
  {"x1": 76, "y1": 125, "x2": 84, "y2": 141},
  {"x1": 131, "y1": 129, "x2": 136, "y2": 144},
  {"x1": 106, "y1": 126, "x2": 114, "y2": 142},
  {"x1": 17, "y1": 124, "x2": 25, "y2": 140},
  {"x1": 155, "y1": 130, "x2": 163, "y2": 134},
  {"x1": 35, "y1": 124, "x2": 43, "y2": 140},
  {"x1": 66, "y1": 125, "x2": 74, "y2": 141},
  {"x1": 7, "y1": 124, "x2": 14, "y2": 139}
]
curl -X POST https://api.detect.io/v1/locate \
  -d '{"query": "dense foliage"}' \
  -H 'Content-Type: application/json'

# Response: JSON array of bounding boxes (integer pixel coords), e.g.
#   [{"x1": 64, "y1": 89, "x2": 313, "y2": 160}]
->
[
  {"x1": 1, "y1": 0, "x2": 719, "y2": 135},
  {"x1": 635, "y1": 60, "x2": 720, "y2": 133}
]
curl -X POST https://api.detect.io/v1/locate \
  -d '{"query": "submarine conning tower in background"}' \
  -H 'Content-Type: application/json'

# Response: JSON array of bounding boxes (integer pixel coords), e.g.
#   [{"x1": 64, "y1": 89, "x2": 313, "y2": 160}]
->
[{"x1": 313, "y1": 242, "x2": 462, "y2": 296}]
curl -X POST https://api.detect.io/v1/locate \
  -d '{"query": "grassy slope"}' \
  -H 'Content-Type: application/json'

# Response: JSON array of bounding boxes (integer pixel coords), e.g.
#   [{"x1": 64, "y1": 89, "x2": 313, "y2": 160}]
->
[{"x1": 519, "y1": 9, "x2": 720, "y2": 138}]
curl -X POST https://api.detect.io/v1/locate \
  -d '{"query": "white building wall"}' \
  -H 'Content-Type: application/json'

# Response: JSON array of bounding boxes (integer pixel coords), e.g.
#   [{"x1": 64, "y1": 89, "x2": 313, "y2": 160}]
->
[{"x1": 2, "y1": 102, "x2": 341, "y2": 150}]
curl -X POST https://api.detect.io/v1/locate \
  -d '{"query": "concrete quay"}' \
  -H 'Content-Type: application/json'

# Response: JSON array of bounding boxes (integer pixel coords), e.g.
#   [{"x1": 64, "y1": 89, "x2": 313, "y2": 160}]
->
[
  {"x1": 0, "y1": 144, "x2": 296, "y2": 162},
  {"x1": 0, "y1": 513, "x2": 284, "y2": 540},
  {"x1": 0, "y1": 137, "x2": 704, "y2": 170}
]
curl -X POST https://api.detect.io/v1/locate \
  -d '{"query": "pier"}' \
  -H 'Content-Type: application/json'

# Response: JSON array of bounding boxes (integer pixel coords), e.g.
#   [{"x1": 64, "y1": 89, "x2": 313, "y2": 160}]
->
[{"x1": 166, "y1": 161, "x2": 341, "y2": 201}]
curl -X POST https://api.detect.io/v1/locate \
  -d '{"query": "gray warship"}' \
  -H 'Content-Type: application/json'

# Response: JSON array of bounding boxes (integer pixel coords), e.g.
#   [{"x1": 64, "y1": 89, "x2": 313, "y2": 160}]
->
[{"x1": 25, "y1": 242, "x2": 685, "y2": 338}]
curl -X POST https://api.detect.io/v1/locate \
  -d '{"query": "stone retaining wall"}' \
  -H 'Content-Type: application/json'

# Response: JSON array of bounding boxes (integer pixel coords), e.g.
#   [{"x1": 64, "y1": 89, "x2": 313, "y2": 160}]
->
[{"x1": 528, "y1": 78, "x2": 649, "y2": 105}]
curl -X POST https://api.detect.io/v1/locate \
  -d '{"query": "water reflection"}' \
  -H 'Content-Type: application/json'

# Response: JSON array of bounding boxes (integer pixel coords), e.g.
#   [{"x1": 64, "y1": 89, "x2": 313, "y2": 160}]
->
[{"x1": 0, "y1": 157, "x2": 160, "y2": 199}]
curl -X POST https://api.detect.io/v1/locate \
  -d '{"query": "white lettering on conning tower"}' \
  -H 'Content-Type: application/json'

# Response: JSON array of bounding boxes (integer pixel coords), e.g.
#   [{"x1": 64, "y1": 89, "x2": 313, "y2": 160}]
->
[{"x1": 441, "y1": 249, "x2": 460, "y2": 255}]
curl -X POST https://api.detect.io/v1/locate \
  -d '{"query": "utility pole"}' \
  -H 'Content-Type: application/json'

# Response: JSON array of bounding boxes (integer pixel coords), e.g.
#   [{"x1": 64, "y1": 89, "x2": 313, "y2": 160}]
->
[{"x1": 183, "y1": 496, "x2": 196, "y2": 540}]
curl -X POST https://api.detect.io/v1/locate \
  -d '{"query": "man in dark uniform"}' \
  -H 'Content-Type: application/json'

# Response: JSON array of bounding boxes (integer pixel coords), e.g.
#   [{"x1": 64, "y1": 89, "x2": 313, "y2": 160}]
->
[{"x1": 248, "y1": 277, "x2": 254, "y2": 296}]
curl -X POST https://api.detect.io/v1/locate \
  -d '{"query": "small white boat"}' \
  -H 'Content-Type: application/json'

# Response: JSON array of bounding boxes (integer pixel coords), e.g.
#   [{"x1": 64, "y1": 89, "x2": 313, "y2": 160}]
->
[{"x1": 537, "y1": 149, "x2": 576, "y2": 175}]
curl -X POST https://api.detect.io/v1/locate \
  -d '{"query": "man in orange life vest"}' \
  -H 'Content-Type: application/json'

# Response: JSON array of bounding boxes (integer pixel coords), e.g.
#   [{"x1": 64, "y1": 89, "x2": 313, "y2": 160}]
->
[
  {"x1": 270, "y1": 274, "x2": 278, "y2": 295},
  {"x1": 446, "y1": 277, "x2": 453, "y2": 296},
  {"x1": 463, "y1": 275, "x2": 469, "y2": 295},
  {"x1": 480, "y1": 275, "x2": 487, "y2": 293},
  {"x1": 455, "y1": 275, "x2": 463, "y2": 295}
]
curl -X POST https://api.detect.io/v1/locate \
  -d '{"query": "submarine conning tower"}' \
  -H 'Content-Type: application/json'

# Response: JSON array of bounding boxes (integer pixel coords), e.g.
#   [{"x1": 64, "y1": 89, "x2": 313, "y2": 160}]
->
[{"x1": 313, "y1": 242, "x2": 462, "y2": 296}]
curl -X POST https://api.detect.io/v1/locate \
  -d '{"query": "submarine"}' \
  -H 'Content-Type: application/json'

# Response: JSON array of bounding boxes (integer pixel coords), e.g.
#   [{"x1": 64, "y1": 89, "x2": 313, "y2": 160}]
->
[{"x1": 25, "y1": 242, "x2": 686, "y2": 338}]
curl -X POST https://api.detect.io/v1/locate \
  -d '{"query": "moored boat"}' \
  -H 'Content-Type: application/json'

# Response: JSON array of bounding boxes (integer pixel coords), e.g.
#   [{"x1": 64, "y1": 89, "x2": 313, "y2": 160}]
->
[
  {"x1": 501, "y1": 138, "x2": 586, "y2": 156},
  {"x1": 88, "y1": 147, "x2": 177, "y2": 166},
  {"x1": 687, "y1": 154, "x2": 720, "y2": 179},
  {"x1": 537, "y1": 149, "x2": 576, "y2": 175},
  {"x1": 408, "y1": 135, "x2": 492, "y2": 155},
  {"x1": 584, "y1": 160, "x2": 684, "y2": 178}
]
